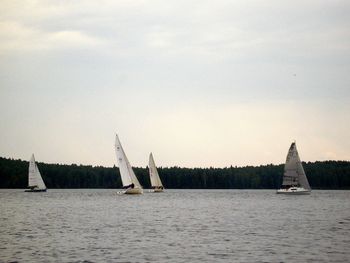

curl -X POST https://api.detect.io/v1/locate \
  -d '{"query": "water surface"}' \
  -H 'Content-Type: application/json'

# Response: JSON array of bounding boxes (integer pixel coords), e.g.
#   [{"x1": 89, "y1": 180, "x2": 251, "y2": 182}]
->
[{"x1": 0, "y1": 189, "x2": 349, "y2": 262}]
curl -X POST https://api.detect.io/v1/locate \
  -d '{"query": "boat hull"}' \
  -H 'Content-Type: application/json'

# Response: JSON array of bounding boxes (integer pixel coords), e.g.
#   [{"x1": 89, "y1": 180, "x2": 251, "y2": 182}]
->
[
  {"x1": 124, "y1": 187, "x2": 143, "y2": 195},
  {"x1": 25, "y1": 189, "x2": 47, "y2": 192},
  {"x1": 276, "y1": 187, "x2": 310, "y2": 195},
  {"x1": 149, "y1": 188, "x2": 164, "y2": 193}
]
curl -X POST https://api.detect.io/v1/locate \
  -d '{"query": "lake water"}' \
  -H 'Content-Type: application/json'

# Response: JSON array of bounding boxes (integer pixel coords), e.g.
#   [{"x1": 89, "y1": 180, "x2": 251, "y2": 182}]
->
[{"x1": 0, "y1": 189, "x2": 349, "y2": 263}]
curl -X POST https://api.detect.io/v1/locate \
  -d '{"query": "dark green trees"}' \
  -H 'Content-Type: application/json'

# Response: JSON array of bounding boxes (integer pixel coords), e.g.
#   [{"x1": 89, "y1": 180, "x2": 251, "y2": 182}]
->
[{"x1": 0, "y1": 157, "x2": 349, "y2": 189}]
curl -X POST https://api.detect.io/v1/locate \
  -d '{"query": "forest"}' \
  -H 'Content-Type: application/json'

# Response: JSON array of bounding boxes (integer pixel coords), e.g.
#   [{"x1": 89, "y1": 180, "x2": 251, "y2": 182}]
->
[{"x1": 0, "y1": 157, "x2": 350, "y2": 189}]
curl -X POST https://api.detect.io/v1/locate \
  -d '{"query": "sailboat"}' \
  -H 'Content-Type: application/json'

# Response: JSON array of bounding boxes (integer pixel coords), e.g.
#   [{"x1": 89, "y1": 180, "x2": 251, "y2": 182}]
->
[
  {"x1": 148, "y1": 153, "x2": 164, "y2": 192},
  {"x1": 25, "y1": 154, "x2": 47, "y2": 192},
  {"x1": 115, "y1": 134, "x2": 143, "y2": 194},
  {"x1": 277, "y1": 142, "x2": 311, "y2": 195}
]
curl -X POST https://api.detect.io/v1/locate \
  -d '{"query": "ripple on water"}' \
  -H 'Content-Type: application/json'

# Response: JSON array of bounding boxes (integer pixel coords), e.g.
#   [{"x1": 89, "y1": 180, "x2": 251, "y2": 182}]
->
[{"x1": 0, "y1": 189, "x2": 350, "y2": 263}]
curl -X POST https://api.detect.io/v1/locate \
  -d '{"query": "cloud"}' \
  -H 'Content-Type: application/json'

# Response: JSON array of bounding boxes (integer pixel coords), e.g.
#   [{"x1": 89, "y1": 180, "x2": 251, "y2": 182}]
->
[
  {"x1": 46, "y1": 30, "x2": 105, "y2": 48},
  {"x1": 0, "y1": 0, "x2": 349, "y2": 166},
  {"x1": 0, "y1": 21, "x2": 106, "y2": 54},
  {"x1": 1, "y1": 1, "x2": 349, "y2": 60}
]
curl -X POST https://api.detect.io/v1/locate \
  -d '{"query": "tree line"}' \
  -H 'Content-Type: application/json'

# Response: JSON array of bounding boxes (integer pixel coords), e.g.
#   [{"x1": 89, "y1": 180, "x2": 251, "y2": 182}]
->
[{"x1": 0, "y1": 157, "x2": 350, "y2": 189}]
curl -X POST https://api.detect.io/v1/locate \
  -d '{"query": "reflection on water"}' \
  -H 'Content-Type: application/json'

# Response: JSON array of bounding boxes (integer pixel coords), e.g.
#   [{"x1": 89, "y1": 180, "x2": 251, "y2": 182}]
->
[{"x1": 0, "y1": 189, "x2": 349, "y2": 262}]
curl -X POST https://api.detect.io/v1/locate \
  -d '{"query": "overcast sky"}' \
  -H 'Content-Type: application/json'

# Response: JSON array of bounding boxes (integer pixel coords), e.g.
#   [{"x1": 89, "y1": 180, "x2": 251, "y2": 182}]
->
[{"x1": 0, "y1": 0, "x2": 349, "y2": 167}]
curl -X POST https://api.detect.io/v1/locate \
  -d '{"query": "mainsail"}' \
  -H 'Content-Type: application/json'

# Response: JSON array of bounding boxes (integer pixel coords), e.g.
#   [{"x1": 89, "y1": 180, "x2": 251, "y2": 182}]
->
[
  {"x1": 282, "y1": 142, "x2": 311, "y2": 190},
  {"x1": 149, "y1": 153, "x2": 164, "y2": 188},
  {"x1": 115, "y1": 134, "x2": 142, "y2": 189},
  {"x1": 28, "y1": 154, "x2": 46, "y2": 190}
]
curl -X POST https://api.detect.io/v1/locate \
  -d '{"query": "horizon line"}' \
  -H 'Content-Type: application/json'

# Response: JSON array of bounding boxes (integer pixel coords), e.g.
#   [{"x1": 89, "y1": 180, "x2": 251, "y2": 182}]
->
[{"x1": 1, "y1": 155, "x2": 349, "y2": 170}]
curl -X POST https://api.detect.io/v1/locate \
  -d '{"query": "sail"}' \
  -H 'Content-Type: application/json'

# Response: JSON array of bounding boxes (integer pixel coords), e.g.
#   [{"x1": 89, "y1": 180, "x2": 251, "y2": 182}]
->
[
  {"x1": 28, "y1": 154, "x2": 46, "y2": 190},
  {"x1": 149, "y1": 153, "x2": 163, "y2": 188},
  {"x1": 115, "y1": 134, "x2": 142, "y2": 189},
  {"x1": 296, "y1": 153, "x2": 311, "y2": 190},
  {"x1": 282, "y1": 142, "x2": 310, "y2": 190}
]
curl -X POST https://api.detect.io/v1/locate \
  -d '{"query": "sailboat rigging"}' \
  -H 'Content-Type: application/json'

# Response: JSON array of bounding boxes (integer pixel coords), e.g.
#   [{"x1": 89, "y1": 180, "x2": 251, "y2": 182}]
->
[
  {"x1": 277, "y1": 142, "x2": 311, "y2": 195},
  {"x1": 25, "y1": 154, "x2": 47, "y2": 192},
  {"x1": 148, "y1": 153, "x2": 164, "y2": 192},
  {"x1": 115, "y1": 134, "x2": 143, "y2": 194}
]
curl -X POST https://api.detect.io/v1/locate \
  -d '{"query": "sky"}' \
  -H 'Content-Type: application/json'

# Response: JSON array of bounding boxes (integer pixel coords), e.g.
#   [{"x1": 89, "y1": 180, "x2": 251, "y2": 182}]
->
[{"x1": 0, "y1": 0, "x2": 349, "y2": 168}]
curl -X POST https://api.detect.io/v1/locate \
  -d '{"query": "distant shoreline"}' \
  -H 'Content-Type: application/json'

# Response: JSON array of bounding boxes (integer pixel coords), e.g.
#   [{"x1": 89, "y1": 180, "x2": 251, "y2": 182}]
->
[{"x1": 1, "y1": 157, "x2": 350, "y2": 190}]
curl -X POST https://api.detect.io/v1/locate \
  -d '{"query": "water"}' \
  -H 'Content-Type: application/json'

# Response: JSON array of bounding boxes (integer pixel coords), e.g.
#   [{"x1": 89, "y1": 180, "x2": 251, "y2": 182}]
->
[{"x1": 0, "y1": 189, "x2": 349, "y2": 263}]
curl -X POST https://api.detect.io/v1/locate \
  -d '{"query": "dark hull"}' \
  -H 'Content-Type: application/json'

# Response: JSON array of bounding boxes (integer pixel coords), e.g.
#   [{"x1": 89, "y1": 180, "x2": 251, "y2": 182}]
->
[{"x1": 25, "y1": 189, "x2": 47, "y2": 192}]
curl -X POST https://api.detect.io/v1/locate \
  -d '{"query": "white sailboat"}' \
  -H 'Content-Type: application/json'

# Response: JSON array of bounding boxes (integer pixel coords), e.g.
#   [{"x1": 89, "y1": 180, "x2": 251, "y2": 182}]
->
[
  {"x1": 277, "y1": 142, "x2": 311, "y2": 195},
  {"x1": 148, "y1": 153, "x2": 164, "y2": 192},
  {"x1": 115, "y1": 134, "x2": 143, "y2": 194},
  {"x1": 25, "y1": 154, "x2": 47, "y2": 192}
]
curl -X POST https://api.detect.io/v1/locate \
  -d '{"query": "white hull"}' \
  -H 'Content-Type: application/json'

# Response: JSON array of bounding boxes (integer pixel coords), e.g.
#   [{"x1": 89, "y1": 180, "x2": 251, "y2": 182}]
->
[
  {"x1": 124, "y1": 187, "x2": 143, "y2": 195},
  {"x1": 276, "y1": 187, "x2": 310, "y2": 195},
  {"x1": 149, "y1": 188, "x2": 164, "y2": 193},
  {"x1": 116, "y1": 188, "x2": 143, "y2": 195}
]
